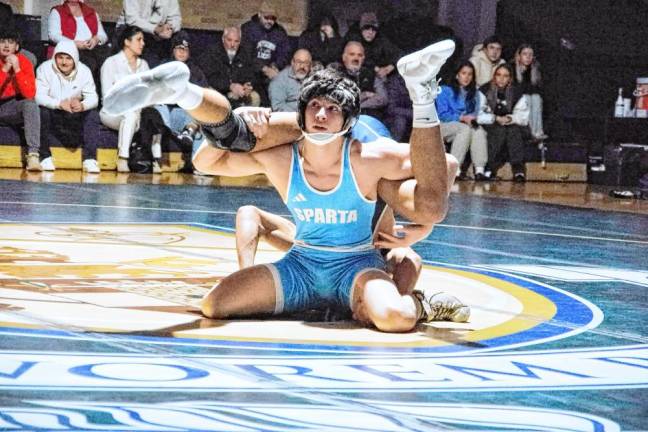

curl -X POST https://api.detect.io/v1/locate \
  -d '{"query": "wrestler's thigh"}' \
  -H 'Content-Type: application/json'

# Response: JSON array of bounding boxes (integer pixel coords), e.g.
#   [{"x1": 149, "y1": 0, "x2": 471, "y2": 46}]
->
[{"x1": 202, "y1": 265, "x2": 277, "y2": 318}]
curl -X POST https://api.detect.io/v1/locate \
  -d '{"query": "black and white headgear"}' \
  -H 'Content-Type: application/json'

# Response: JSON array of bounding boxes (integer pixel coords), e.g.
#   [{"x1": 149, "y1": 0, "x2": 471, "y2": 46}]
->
[{"x1": 297, "y1": 68, "x2": 360, "y2": 133}]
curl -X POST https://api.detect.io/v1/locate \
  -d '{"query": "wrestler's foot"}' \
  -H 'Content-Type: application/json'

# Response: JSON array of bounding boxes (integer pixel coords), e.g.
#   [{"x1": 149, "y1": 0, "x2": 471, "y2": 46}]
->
[
  {"x1": 397, "y1": 39, "x2": 455, "y2": 127},
  {"x1": 413, "y1": 289, "x2": 470, "y2": 323},
  {"x1": 103, "y1": 62, "x2": 191, "y2": 116}
]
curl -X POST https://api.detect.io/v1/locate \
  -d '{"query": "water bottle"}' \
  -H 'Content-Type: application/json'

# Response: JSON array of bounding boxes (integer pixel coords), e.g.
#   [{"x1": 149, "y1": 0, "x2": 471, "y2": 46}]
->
[{"x1": 614, "y1": 88, "x2": 624, "y2": 117}]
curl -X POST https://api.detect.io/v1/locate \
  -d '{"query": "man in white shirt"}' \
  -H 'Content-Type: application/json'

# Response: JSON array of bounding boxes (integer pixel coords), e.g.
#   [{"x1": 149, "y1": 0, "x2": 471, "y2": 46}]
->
[{"x1": 36, "y1": 39, "x2": 101, "y2": 173}]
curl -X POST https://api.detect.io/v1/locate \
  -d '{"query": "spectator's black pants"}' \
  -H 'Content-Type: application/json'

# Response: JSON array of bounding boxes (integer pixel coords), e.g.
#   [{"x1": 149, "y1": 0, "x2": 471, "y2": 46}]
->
[
  {"x1": 484, "y1": 124, "x2": 526, "y2": 175},
  {"x1": 40, "y1": 108, "x2": 100, "y2": 160}
]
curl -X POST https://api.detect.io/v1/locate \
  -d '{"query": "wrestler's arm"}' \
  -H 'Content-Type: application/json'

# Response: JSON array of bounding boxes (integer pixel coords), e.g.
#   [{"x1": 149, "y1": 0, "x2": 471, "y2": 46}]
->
[
  {"x1": 193, "y1": 143, "x2": 267, "y2": 177},
  {"x1": 377, "y1": 153, "x2": 458, "y2": 224},
  {"x1": 374, "y1": 222, "x2": 434, "y2": 250},
  {"x1": 239, "y1": 110, "x2": 301, "y2": 151},
  {"x1": 365, "y1": 138, "x2": 414, "y2": 181},
  {"x1": 192, "y1": 111, "x2": 300, "y2": 176}
]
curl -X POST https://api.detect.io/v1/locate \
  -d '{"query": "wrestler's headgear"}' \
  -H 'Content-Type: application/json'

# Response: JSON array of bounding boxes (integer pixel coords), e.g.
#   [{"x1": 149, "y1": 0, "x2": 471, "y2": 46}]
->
[{"x1": 297, "y1": 68, "x2": 360, "y2": 145}]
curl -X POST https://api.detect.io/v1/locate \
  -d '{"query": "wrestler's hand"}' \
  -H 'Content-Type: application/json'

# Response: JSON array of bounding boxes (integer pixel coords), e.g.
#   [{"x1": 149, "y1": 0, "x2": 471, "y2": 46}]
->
[
  {"x1": 234, "y1": 106, "x2": 271, "y2": 139},
  {"x1": 374, "y1": 223, "x2": 434, "y2": 249}
]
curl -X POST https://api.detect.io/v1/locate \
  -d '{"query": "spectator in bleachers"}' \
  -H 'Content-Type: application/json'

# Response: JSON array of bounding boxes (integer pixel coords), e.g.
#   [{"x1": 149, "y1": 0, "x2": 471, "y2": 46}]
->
[
  {"x1": 0, "y1": 1, "x2": 37, "y2": 66},
  {"x1": 346, "y1": 12, "x2": 406, "y2": 140},
  {"x1": 477, "y1": 63, "x2": 529, "y2": 182},
  {"x1": 154, "y1": 31, "x2": 206, "y2": 172},
  {"x1": 268, "y1": 48, "x2": 311, "y2": 112},
  {"x1": 116, "y1": 0, "x2": 181, "y2": 68},
  {"x1": 346, "y1": 12, "x2": 400, "y2": 80},
  {"x1": 99, "y1": 25, "x2": 150, "y2": 173},
  {"x1": 511, "y1": 43, "x2": 547, "y2": 141},
  {"x1": 384, "y1": 73, "x2": 412, "y2": 142},
  {"x1": 241, "y1": 1, "x2": 291, "y2": 105},
  {"x1": 200, "y1": 26, "x2": 260, "y2": 109},
  {"x1": 298, "y1": 14, "x2": 343, "y2": 70},
  {"x1": 0, "y1": 2, "x2": 11, "y2": 25},
  {"x1": 436, "y1": 61, "x2": 488, "y2": 180},
  {"x1": 0, "y1": 28, "x2": 41, "y2": 171},
  {"x1": 332, "y1": 40, "x2": 387, "y2": 121},
  {"x1": 47, "y1": 0, "x2": 110, "y2": 81},
  {"x1": 36, "y1": 39, "x2": 100, "y2": 173},
  {"x1": 469, "y1": 35, "x2": 505, "y2": 87}
]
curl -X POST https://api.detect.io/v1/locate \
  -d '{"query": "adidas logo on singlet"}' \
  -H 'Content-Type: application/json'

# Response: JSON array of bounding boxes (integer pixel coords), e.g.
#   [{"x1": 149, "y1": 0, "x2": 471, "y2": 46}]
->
[
  {"x1": 294, "y1": 208, "x2": 358, "y2": 224},
  {"x1": 292, "y1": 193, "x2": 307, "y2": 202}
]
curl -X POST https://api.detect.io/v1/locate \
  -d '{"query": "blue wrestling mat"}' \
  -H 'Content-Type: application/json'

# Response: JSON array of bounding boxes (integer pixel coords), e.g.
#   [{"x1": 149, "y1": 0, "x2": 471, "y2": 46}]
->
[{"x1": 0, "y1": 179, "x2": 646, "y2": 431}]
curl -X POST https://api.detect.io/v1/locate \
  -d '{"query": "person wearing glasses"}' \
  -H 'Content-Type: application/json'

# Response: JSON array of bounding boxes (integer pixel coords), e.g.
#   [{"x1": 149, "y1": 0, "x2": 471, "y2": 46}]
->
[
  {"x1": 241, "y1": 1, "x2": 291, "y2": 106},
  {"x1": 268, "y1": 49, "x2": 312, "y2": 112}
]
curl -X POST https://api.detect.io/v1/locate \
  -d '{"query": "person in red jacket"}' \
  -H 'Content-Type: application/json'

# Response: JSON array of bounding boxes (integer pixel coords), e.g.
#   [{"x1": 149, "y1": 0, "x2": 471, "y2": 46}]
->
[
  {"x1": 0, "y1": 29, "x2": 42, "y2": 171},
  {"x1": 48, "y1": 0, "x2": 110, "y2": 84}
]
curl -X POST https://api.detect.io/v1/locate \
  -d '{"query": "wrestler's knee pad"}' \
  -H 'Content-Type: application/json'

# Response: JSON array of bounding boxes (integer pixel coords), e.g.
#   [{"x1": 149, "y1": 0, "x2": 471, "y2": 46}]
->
[{"x1": 200, "y1": 111, "x2": 256, "y2": 152}]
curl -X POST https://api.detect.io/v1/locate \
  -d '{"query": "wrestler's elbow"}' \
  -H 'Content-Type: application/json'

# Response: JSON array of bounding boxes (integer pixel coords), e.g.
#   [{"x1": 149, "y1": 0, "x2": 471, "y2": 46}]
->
[{"x1": 410, "y1": 192, "x2": 449, "y2": 224}]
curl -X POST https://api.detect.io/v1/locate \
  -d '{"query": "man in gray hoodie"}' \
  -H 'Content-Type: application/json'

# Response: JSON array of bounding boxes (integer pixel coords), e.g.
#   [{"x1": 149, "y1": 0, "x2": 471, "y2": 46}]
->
[{"x1": 36, "y1": 39, "x2": 101, "y2": 172}]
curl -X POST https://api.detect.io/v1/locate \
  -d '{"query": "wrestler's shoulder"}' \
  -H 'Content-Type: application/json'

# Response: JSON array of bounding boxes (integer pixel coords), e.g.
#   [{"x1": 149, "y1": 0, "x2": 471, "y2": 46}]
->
[{"x1": 354, "y1": 137, "x2": 409, "y2": 159}]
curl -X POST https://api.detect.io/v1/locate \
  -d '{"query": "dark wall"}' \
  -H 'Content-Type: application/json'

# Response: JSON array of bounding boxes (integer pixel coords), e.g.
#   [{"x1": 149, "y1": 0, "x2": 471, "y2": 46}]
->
[
  {"x1": 496, "y1": 0, "x2": 648, "y2": 148},
  {"x1": 308, "y1": 0, "x2": 438, "y2": 37}
]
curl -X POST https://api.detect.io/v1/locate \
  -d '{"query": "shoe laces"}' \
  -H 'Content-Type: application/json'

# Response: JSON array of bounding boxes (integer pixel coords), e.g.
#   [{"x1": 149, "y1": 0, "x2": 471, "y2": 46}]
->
[
  {"x1": 429, "y1": 301, "x2": 460, "y2": 321},
  {"x1": 414, "y1": 290, "x2": 463, "y2": 322},
  {"x1": 418, "y1": 78, "x2": 442, "y2": 102}
]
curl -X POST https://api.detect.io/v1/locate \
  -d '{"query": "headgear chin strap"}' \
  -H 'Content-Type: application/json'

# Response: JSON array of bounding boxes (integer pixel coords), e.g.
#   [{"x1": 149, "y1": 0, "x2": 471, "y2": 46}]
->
[{"x1": 302, "y1": 127, "x2": 352, "y2": 146}]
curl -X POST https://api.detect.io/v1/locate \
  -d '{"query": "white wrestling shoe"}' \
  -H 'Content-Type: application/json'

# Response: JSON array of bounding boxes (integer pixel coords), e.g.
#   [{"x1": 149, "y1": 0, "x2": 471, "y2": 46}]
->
[
  {"x1": 103, "y1": 62, "x2": 192, "y2": 116},
  {"x1": 413, "y1": 289, "x2": 470, "y2": 323},
  {"x1": 397, "y1": 39, "x2": 455, "y2": 127}
]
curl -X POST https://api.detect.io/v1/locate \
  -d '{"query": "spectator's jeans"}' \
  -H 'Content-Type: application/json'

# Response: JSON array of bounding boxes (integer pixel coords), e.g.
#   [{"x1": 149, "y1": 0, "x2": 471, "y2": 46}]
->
[
  {"x1": 483, "y1": 124, "x2": 526, "y2": 175},
  {"x1": 100, "y1": 109, "x2": 141, "y2": 159},
  {"x1": 440, "y1": 121, "x2": 488, "y2": 169},
  {"x1": 40, "y1": 108, "x2": 100, "y2": 160},
  {"x1": 154, "y1": 104, "x2": 203, "y2": 154},
  {"x1": 527, "y1": 93, "x2": 544, "y2": 138},
  {"x1": 0, "y1": 98, "x2": 40, "y2": 154}
]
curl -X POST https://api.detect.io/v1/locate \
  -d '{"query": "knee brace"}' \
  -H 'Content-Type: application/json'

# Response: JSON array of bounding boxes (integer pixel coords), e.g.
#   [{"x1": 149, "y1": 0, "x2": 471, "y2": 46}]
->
[{"x1": 200, "y1": 111, "x2": 256, "y2": 153}]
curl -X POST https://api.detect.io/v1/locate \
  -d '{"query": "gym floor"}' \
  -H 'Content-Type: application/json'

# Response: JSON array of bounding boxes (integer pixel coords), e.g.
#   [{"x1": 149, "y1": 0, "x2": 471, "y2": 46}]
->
[{"x1": 0, "y1": 170, "x2": 646, "y2": 431}]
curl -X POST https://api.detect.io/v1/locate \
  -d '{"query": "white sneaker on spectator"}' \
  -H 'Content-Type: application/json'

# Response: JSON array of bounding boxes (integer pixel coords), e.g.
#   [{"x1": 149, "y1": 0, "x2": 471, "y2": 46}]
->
[
  {"x1": 152, "y1": 160, "x2": 162, "y2": 174},
  {"x1": 82, "y1": 159, "x2": 100, "y2": 173},
  {"x1": 26, "y1": 153, "x2": 42, "y2": 172},
  {"x1": 117, "y1": 158, "x2": 130, "y2": 173},
  {"x1": 40, "y1": 157, "x2": 56, "y2": 171},
  {"x1": 103, "y1": 62, "x2": 191, "y2": 116}
]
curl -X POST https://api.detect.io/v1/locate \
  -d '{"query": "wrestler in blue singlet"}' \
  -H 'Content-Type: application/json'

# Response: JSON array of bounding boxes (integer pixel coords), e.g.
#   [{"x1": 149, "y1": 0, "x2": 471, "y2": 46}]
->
[{"x1": 265, "y1": 137, "x2": 386, "y2": 314}]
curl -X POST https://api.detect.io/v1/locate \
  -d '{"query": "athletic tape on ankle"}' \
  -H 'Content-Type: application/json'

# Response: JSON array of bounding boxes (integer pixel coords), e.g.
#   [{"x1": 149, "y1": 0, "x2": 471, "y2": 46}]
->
[
  {"x1": 412, "y1": 104, "x2": 440, "y2": 128},
  {"x1": 201, "y1": 111, "x2": 257, "y2": 152}
]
